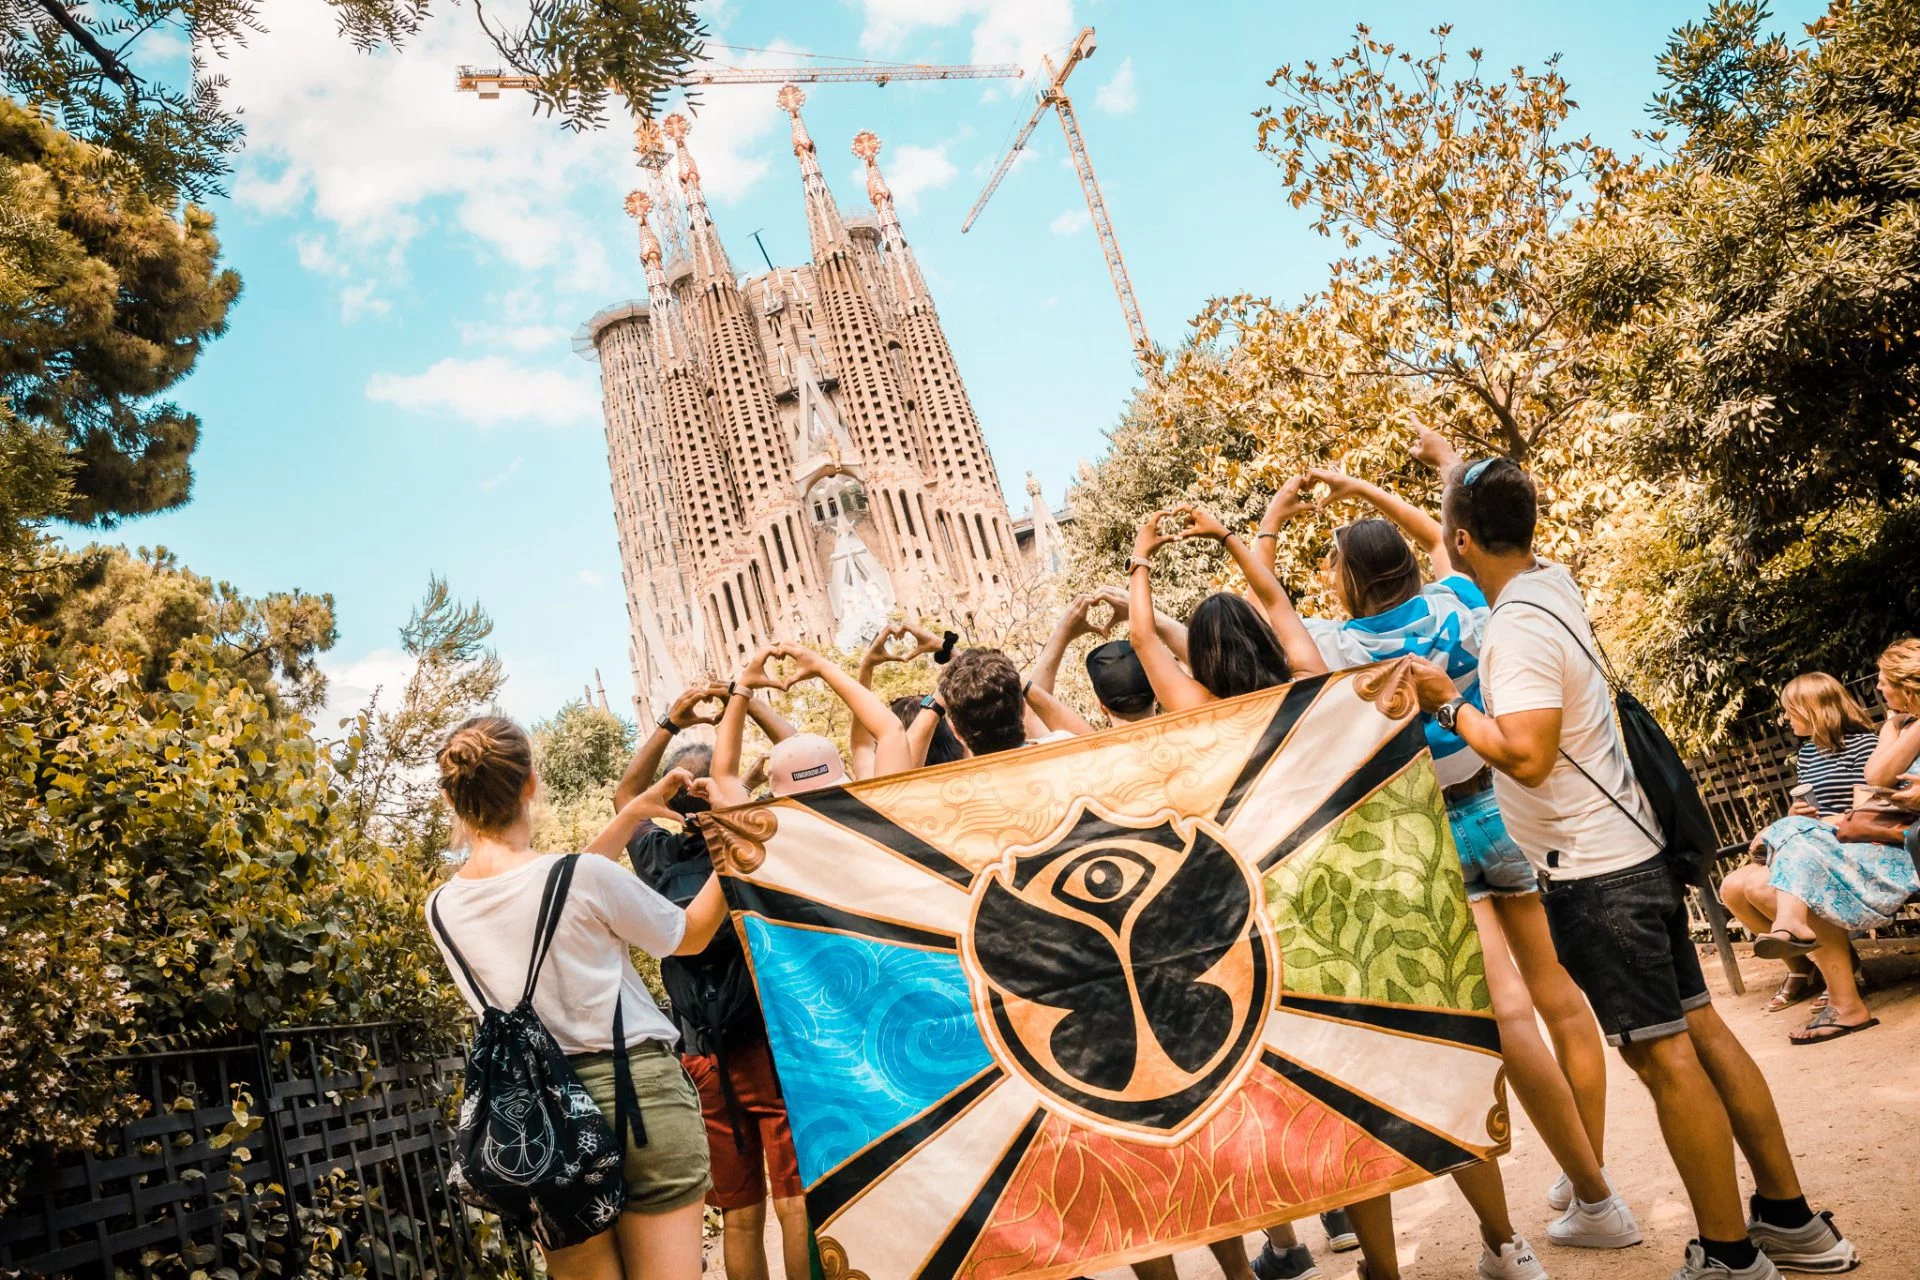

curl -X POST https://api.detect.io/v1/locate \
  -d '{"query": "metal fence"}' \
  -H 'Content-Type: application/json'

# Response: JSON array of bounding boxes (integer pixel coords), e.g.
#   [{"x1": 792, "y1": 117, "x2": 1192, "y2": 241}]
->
[{"x1": 0, "y1": 1022, "x2": 535, "y2": 1279}]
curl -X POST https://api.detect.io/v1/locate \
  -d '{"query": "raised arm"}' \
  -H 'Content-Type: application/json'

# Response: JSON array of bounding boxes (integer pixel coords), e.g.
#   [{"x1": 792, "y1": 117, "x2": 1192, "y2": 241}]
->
[
  {"x1": 1252, "y1": 475, "x2": 1319, "y2": 574},
  {"x1": 1031, "y1": 594, "x2": 1102, "y2": 693},
  {"x1": 1175, "y1": 504, "x2": 1327, "y2": 679},
  {"x1": 714, "y1": 647, "x2": 780, "y2": 787},
  {"x1": 778, "y1": 642, "x2": 913, "y2": 777},
  {"x1": 1308, "y1": 465, "x2": 1452, "y2": 579},
  {"x1": 587, "y1": 767, "x2": 695, "y2": 859},
  {"x1": 851, "y1": 622, "x2": 942, "y2": 774},
  {"x1": 613, "y1": 682, "x2": 725, "y2": 810},
  {"x1": 1091, "y1": 584, "x2": 1188, "y2": 663},
  {"x1": 1025, "y1": 682, "x2": 1095, "y2": 737},
  {"x1": 1127, "y1": 510, "x2": 1214, "y2": 712}
]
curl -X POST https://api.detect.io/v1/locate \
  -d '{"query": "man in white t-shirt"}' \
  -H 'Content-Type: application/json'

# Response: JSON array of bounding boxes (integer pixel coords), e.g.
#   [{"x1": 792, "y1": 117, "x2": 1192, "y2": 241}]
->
[{"x1": 1403, "y1": 457, "x2": 1856, "y2": 1280}]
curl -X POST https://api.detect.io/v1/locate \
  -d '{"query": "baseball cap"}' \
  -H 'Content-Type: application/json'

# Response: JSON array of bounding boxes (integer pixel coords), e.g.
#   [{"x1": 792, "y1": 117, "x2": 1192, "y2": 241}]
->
[
  {"x1": 1085, "y1": 639, "x2": 1155, "y2": 716},
  {"x1": 768, "y1": 733, "x2": 850, "y2": 796}
]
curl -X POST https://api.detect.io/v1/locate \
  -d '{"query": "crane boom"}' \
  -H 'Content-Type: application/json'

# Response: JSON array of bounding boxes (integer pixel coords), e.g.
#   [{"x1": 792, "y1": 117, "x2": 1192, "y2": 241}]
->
[
  {"x1": 456, "y1": 62, "x2": 1022, "y2": 97},
  {"x1": 958, "y1": 26, "x2": 1151, "y2": 369},
  {"x1": 1053, "y1": 94, "x2": 1149, "y2": 362}
]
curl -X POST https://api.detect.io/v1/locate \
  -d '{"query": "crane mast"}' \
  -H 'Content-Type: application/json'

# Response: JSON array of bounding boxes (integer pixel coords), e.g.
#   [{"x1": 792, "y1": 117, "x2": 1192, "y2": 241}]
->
[
  {"x1": 961, "y1": 27, "x2": 1152, "y2": 371},
  {"x1": 456, "y1": 61, "x2": 1023, "y2": 98}
]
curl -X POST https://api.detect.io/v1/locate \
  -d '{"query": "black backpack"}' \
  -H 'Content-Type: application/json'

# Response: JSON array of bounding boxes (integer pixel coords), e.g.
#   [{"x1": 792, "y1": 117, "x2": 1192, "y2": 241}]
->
[
  {"x1": 1493, "y1": 601, "x2": 1720, "y2": 884},
  {"x1": 429, "y1": 856, "x2": 634, "y2": 1249}
]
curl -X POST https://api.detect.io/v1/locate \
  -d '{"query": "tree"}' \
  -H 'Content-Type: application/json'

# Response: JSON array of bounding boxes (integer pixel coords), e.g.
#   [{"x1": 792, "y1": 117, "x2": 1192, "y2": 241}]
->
[
  {"x1": 529, "y1": 699, "x2": 633, "y2": 853},
  {"x1": 20, "y1": 542, "x2": 337, "y2": 713},
  {"x1": 1572, "y1": 0, "x2": 1920, "y2": 557},
  {"x1": 331, "y1": 576, "x2": 504, "y2": 860},
  {"x1": 1166, "y1": 24, "x2": 1641, "y2": 572},
  {"x1": 0, "y1": 99, "x2": 240, "y2": 525},
  {"x1": 1, "y1": 0, "x2": 706, "y2": 202},
  {"x1": 1564, "y1": 0, "x2": 1920, "y2": 737}
]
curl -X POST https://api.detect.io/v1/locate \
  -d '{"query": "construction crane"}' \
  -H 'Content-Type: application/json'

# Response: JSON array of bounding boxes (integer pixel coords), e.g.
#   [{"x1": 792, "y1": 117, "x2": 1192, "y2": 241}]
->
[
  {"x1": 962, "y1": 27, "x2": 1152, "y2": 372},
  {"x1": 455, "y1": 59, "x2": 1023, "y2": 99}
]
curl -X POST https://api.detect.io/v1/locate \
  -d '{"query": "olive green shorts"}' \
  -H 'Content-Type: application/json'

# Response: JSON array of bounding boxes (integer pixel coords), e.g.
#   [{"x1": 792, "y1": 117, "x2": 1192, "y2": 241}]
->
[{"x1": 570, "y1": 1042, "x2": 712, "y2": 1214}]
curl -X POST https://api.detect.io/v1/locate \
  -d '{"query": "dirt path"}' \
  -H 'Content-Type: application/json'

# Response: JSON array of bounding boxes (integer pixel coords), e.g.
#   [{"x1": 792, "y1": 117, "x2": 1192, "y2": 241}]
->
[{"x1": 1097, "y1": 939, "x2": 1920, "y2": 1280}]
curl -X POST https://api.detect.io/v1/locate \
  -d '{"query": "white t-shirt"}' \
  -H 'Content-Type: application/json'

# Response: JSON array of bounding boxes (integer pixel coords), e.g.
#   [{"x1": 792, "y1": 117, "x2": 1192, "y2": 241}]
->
[
  {"x1": 427, "y1": 852, "x2": 685, "y2": 1054},
  {"x1": 1479, "y1": 563, "x2": 1661, "y2": 879}
]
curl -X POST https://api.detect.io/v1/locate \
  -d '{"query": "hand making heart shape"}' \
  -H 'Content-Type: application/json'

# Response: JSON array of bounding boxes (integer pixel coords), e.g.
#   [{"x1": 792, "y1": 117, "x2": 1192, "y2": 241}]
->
[
  {"x1": 668, "y1": 681, "x2": 729, "y2": 729},
  {"x1": 741, "y1": 645, "x2": 796, "y2": 693}
]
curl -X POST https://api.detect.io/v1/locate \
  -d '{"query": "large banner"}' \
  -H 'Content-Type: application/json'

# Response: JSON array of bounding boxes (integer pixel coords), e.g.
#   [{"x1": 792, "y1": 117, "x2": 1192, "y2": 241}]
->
[{"x1": 696, "y1": 662, "x2": 1506, "y2": 1280}]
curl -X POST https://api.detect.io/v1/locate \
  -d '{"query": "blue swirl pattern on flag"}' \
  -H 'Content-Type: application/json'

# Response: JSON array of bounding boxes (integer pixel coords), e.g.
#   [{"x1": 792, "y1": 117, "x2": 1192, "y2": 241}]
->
[{"x1": 742, "y1": 918, "x2": 994, "y2": 1182}]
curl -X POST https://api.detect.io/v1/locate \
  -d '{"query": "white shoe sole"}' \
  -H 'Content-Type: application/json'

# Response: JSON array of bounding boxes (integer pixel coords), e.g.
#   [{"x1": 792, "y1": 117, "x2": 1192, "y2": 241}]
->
[
  {"x1": 1548, "y1": 1224, "x2": 1644, "y2": 1250},
  {"x1": 1761, "y1": 1245, "x2": 1859, "y2": 1274}
]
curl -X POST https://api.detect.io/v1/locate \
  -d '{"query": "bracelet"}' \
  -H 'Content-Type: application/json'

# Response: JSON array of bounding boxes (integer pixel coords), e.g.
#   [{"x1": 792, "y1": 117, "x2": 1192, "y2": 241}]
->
[
  {"x1": 1127, "y1": 556, "x2": 1153, "y2": 573},
  {"x1": 725, "y1": 679, "x2": 742, "y2": 698},
  {"x1": 1252, "y1": 530, "x2": 1279, "y2": 541},
  {"x1": 1023, "y1": 680, "x2": 1034, "y2": 699},
  {"x1": 656, "y1": 713, "x2": 678, "y2": 733}
]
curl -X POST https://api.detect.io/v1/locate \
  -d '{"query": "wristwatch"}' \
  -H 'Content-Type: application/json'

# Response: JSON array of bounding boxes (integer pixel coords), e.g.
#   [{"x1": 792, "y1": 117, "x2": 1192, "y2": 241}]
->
[
  {"x1": 656, "y1": 712, "x2": 679, "y2": 733},
  {"x1": 1127, "y1": 556, "x2": 1153, "y2": 573},
  {"x1": 918, "y1": 694, "x2": 946, "y2": 718},
  {"x1": 1436, "y1": 695, "x2": 1469, "y2": 732}
]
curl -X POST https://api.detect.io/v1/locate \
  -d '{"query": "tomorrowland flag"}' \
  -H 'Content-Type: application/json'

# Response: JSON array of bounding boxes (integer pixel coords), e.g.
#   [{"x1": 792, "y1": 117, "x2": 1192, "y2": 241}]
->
[{"x1": 695, "y1": 662, "x2": 1507, "y2": 1280}]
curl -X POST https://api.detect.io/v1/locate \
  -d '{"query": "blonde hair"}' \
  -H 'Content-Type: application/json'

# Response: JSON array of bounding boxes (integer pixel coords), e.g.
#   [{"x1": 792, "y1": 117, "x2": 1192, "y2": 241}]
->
[
  {"x1": 1779, "y1": 673, "x2": 1874, "y2": 755},
  {"x1": 1879, "y1": 638, "x2": 1920, "y2": 705}
]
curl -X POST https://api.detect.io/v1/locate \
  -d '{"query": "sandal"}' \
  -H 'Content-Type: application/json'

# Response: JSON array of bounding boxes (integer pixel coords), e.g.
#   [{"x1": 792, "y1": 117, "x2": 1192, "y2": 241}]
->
[
  {"x1": 1789, "y1": 1004, "x2": 1879, "y2": 1046},
  {"x1": 1765, "y1": 970, "x2": 1821, "y2": 1012},
  {"x1": 1753, "y1": 928, "x2": 1819, "y2": 960}
]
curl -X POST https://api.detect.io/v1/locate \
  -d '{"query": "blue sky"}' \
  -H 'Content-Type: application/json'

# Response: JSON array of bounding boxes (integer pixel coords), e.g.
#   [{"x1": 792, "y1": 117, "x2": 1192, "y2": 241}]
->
[{"x1": 76, "y1": 0, "x2": 1822, "y2": 728}]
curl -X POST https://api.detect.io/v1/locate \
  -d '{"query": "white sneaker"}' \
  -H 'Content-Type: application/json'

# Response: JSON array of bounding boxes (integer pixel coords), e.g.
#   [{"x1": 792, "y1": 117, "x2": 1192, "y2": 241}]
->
[
  {"x1": 1547, "y1": 1167, "x2": 1615, "y2": 1212},
  {"x1": 1548, "y1": 1193, "x2": 1644, "y2": 1249},
  {"x1": 1747, "y1": 1209, "x2": 1859, "y2": 1273},
  {"x1": 1479, "y1": 1234, "x2": 1548, "y2": 1280},
  {"x1": 1671, "y1": 1241, "x2": 1782, "y2": 1279}
]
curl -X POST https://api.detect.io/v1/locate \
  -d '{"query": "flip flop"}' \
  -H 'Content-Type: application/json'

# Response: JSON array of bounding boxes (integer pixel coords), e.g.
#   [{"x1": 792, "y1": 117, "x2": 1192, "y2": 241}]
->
[
  {"x1": 1753, "y1": 929, "x2": 1819, "y2": 960},
  {"x1": 1790, "y1": 1004, "x2": 1879, "y2": 1046}
]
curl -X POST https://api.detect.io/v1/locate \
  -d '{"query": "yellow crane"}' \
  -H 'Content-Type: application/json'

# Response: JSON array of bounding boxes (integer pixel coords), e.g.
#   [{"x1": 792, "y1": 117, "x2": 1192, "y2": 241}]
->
[
  {"x1": 455, "y1": 59, "x2": 1023, "y2": 99},
  {"x1": 962, "y1": 27, "x2": 1152, "y2": 371}
]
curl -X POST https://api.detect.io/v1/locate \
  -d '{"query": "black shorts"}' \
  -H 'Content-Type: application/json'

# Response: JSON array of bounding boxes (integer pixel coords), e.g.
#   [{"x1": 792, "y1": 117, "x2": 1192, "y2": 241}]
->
[{"x1": 1539, "y1": 856, "x2": 1710, "y2": 1046}]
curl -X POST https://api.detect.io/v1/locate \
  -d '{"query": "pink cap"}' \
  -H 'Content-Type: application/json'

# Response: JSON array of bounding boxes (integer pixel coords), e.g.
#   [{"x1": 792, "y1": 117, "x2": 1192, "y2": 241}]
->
[{"x1": 768, "y1": 733, "x2": 849, "y2": 796}]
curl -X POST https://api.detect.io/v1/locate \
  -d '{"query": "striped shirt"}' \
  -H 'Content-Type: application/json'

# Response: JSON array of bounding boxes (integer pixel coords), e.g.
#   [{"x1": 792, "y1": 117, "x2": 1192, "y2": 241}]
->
[{"x1": 1795, "y1": 732, "x2": 1878, "y2": 815}]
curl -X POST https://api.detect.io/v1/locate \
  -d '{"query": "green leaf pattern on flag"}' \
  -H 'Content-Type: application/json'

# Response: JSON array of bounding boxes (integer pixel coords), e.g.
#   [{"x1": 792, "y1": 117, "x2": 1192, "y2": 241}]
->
[{"x1": 1262, "y1": 759, "x2": 1489, "y2": 1011}]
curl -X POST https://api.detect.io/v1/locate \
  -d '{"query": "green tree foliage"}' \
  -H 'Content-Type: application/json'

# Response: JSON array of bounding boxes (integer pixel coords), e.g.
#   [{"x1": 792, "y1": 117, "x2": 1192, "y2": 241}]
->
[
  {"x1": 0, "y1": 100, "x2": 240, "y2": 525},
  {"x1": 0, "y1": 548, "x2": 461, "y2": 1210},
  {"x1": 19, "y1": 543, "x2": 336, "y2": 713},
  {"x1": 528, "y1": 698, "x2": 633, "y2": 853},
  {"x1": 330, "y1": 576, "x2": 504, "y2": 861},
  {"x1": 1, "y1": 0, "x2": 706, "y2": 202},
  {"x1": 1568, "y1": 0, "x2": 1920, "y2": 736}
]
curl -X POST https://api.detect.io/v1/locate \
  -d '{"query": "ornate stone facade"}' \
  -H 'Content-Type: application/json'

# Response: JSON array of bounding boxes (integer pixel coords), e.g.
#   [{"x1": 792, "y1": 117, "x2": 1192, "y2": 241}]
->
[{"x1": 588, "y1": 90, "x2": 1020, "y2": 720}]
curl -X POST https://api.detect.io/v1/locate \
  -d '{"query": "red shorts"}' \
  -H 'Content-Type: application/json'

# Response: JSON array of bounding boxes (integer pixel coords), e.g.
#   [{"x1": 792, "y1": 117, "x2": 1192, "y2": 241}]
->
[{"x1": 682, "y1": 1035, "x2": 804, "y2": 1210}]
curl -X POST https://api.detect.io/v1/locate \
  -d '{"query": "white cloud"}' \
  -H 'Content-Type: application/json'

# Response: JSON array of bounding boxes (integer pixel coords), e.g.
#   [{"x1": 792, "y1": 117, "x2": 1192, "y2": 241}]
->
[
  {"x1": 856, "y1": 0, "x2": 1076, "y2": 73},
  {"x1": 294, "y1": 232, "x2": 344, "y2": 276},
  {"x1": 312, "y1": 647, "x2": 416, "y2": 741},
  {"x1": 1094, "y1": 56, "x2": 1136, "y2": 114},
  {"x1": 339, "y1": 280, "x2": 391, "y2": 321},
  {"x1": 367, "y1": 356, "x2": 599, "y2": 429},
  {"x1": 1049, "y1": 208, "x2": 1089, "y2": 235},
  {"x1": 575, "y1": 569, "x2": 605, "y2": 588},
  {"x1": 460, "y1": 322, "x2": 570, "y2": 353},
  {"x1": 480, "y1": 456, "x2": 525, "y2": 492},
  {"x1": 846, "y1": 142, "x2": 956, "y2": 215}
]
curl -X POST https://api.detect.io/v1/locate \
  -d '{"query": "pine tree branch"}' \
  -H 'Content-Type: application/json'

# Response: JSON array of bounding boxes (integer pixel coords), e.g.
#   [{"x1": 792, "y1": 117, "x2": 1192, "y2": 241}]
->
[{"x1": 34, "y1": 0, "x2": 138, "y2": 86}]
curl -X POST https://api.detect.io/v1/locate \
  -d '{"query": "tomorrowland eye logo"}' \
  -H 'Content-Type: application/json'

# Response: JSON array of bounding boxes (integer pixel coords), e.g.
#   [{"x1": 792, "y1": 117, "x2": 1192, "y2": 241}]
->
[{"x1": 962, "y1": 805, "x2": 1276, "y2": 1143}]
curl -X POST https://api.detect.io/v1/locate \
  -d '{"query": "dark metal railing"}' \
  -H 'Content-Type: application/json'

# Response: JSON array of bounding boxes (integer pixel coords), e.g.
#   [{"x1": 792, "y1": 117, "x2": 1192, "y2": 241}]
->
[{"x1": 0, "y1": 1023, "x2": 535, "y2": 1279}]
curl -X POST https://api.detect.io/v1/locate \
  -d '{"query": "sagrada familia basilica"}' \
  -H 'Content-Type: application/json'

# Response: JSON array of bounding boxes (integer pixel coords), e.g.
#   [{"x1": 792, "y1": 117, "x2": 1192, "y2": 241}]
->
[{"x1": 583, "y1": 86, "x2": 1065, "y2": 720}]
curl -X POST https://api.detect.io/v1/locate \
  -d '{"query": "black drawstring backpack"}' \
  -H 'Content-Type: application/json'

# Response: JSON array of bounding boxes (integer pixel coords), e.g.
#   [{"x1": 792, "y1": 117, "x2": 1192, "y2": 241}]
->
[
  {"x1": 429, "y1": 855, "x2": 643, "y2": 1250},
  {"x1": 1493, "y1": 601, "x2": 1719, "y2": 884}
]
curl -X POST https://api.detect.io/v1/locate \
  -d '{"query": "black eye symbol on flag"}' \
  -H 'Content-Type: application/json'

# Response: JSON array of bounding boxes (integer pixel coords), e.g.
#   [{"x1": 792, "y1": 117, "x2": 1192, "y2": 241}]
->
[{"x1": 964, "y1": 809, "x2": 1275, "y2": 1140}]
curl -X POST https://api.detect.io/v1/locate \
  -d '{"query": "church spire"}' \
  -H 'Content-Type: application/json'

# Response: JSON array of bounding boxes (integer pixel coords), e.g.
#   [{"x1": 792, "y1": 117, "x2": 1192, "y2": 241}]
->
[
  {"x1": 623, "y1": 190, "x2": 688, "y2": 369},
  {"x1": 777, "y1": 84, "x2": 845, "y2": 258},
  {"x1": 851, "y1": 130, "x2": 928, "y2": 307},
  {"x1": 662, "y1": 113, "x2": 735, "y2": 286}
]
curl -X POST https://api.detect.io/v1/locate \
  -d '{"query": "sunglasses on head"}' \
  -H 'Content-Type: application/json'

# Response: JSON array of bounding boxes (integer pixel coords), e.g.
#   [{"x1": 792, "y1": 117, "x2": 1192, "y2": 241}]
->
[{"x1": 1462, "y1": 458, "x2": 1499, "y2": 486}]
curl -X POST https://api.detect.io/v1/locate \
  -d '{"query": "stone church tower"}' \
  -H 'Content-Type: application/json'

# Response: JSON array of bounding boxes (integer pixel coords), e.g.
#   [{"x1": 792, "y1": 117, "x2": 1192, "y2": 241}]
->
[{"x1": 586, "y1": 88, "x2": 1022, "y2": 719}]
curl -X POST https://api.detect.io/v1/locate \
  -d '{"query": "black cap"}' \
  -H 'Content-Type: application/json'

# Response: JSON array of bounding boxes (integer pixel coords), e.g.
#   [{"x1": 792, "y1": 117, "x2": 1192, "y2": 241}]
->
[{"x1": 1085, "y1": 639, "x2": 1155, "y2": 715}]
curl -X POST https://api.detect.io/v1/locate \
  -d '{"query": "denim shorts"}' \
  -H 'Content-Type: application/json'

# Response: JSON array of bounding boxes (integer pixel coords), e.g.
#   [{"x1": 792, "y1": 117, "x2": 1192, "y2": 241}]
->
[
  {"x1": 1539, "y1": 857, "x2": 1710, "y2": 1047},
  {"x1": 1447, "y1": 788, "x2": 1539, "y2": 901}
]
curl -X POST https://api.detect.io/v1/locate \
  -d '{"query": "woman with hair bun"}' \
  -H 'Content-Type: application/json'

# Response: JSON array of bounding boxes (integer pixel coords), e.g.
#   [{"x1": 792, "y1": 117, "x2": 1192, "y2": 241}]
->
[{"x1": 427, "y1": 716, "x2": 730, "y2": 1280}]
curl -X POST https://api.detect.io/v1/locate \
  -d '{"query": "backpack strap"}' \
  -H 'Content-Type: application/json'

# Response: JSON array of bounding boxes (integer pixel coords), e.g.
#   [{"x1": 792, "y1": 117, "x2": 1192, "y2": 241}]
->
[
  {"x1": 610, "y1": 999, "x2": 651, "y2": 1151},
  {"x1": 429, "y1": 888, "x2": 496, "y2": 1010},
  {"x1": 1489, "y1": 599, "x2": 1665, "y2": 856},
  {"x1": 522, "y1": 855, "x2": 579, "y2": 1005}
]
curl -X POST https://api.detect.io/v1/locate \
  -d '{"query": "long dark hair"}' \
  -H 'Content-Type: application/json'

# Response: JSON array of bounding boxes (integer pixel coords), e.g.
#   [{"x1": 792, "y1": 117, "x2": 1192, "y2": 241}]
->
[
  {"x1": 1188, "y1": 593, "x2": 1291, "y2": 699},
  {"x1": 1333, "y1": 518, "x2": 1423, "y2": 619},
  {"x1": 891, "y1": 695, "x2": 967, "y2": 765}
]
